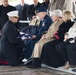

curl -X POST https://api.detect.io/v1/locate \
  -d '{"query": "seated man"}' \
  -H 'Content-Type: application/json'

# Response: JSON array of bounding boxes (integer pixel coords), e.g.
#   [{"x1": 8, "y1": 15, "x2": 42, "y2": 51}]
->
[
  {"x1": 24, "y1": 6, "x2": 53, "y2": 59},
  {"x1": 0, "y1": 11, "x2": 25, "y2": 66}
]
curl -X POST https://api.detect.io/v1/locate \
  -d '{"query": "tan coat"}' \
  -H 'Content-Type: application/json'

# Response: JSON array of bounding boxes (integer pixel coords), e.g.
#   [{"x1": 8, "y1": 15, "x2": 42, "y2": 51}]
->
[{"x1": 31, "y1": 20, "x2": 63, "y2": 58}]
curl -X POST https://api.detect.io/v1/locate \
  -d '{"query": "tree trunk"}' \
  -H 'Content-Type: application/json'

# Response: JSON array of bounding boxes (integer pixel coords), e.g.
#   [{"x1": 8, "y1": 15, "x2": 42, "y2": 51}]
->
[
  {"x1": 49, "y1": 0, "x2": 66, "y2": 11},
  {"x1": 47, "y1": 0, "x2": 67, "y2": 15}
]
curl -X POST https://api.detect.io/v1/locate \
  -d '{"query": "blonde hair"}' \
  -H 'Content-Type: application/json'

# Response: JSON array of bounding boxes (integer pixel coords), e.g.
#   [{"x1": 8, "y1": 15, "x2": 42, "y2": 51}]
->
[{"x1": 62, "y1": 10, "x2": 73, "y2": 22}]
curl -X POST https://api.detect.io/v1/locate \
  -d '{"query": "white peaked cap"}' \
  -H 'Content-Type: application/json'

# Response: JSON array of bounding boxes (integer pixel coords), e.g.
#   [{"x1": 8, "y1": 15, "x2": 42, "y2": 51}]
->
[
  {"x1": 7, "y1": 11, "x2": 19, "y2": 17},
  {"x1": 51, "y1": 9, "x2": 62, "y2": 17}
]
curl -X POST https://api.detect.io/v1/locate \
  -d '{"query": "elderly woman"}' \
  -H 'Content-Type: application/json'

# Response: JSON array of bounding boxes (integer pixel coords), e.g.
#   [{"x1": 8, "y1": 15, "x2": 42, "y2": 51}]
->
[
  {"x1": 56, "y1": 22, "x2": 76, "y2": 70},
  {"x1": 40, "y1": 10, "x2": 74, "y2": 68}
]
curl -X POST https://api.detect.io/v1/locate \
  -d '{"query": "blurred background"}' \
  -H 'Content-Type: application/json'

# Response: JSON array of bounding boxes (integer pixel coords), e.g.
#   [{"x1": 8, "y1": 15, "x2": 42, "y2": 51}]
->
[
  {"x1": 8, "y1": 0, "x2": 43, "y2": 6},
  {"x1": 0, "y1": 0, "x2": 76, "y2": 17}
]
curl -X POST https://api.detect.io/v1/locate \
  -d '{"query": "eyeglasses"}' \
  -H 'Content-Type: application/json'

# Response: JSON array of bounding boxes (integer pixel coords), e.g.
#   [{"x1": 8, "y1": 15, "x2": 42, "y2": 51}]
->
[{"x1": 14, "y1": 17, "x2": 19, "y2": 19}]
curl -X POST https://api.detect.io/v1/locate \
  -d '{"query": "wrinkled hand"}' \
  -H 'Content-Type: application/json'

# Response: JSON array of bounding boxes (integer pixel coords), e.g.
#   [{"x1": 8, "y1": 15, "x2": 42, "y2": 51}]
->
[
  {"x1": 41, "y1": 34, "x2": 46, "y2": 40},
  {"x1": 32, "y1": 16, "x2": 36, "y2": 19},
  {"x1": 54, "y1": 31, "x2": 60, "y2": 40},
  {"x1": 69, "y1": 40, "x2": 75, "y2": 43}
]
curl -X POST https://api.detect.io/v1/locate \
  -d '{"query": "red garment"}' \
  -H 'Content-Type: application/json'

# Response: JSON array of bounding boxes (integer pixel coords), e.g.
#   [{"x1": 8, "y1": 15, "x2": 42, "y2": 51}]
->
[
  {"x1": 54, "y1": 31, "x2": 60, "y2": 40},
  {"x1": 0, "y1": 60, "x2": 9, "y2": 65}
]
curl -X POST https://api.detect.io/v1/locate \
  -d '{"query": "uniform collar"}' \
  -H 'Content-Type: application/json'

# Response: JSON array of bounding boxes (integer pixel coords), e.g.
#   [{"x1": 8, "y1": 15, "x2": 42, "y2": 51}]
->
[{"x1": 42, "y1": 15, "x2": 48, "y2": 21}]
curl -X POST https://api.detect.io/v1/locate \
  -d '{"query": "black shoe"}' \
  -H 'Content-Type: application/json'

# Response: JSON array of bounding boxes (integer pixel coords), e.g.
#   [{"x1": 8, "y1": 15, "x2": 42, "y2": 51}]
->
[
  {"x1": 28, "y1": 58, "x2": 41, "y2": 68},
  {"x1": 28, "y1": 64, "x2": 41, "y2": 69},
  {"x1": 24, "y1": 58, "x2": 33, "y2": 66}
]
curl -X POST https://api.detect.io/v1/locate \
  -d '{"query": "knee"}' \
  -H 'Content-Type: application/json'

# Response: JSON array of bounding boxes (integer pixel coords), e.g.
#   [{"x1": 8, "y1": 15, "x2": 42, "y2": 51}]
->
[
  {"x1": 8, "y1": 59, "x2": 19, "y2": 66},
  {"x1": 67, "y1": 44, "x2": 75, "y2": 52},
  {"x1": 35, "y1": 42, "x2": 39, "y2": 46},
  {"x1": 56, "y1": 43, "x2": 63, "y2": 52}
]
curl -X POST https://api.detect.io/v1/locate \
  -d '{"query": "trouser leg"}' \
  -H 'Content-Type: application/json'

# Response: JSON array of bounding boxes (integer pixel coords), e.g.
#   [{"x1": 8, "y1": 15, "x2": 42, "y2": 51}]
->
[
  {"x1": 42, "y1": 40, "x2": 65, "y2": 68},
  {"x1": 56, "y1": 41, "x2": 70, "y2": 62},
  {"x1": 67, "y1": 43, "x2": 76, "y2": 65},
  {"x1": 2, "y1": 50, "x2": 19, "y2": 66}
]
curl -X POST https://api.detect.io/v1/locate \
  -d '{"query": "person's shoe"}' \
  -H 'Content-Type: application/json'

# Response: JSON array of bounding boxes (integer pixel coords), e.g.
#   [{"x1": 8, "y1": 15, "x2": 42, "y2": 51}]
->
[
  {"x1": 71, "y1": 66, "x2": 76, "y2": 72},
  {"x1": 0, "y1": 60, "x2": 9, "y2": 66},
  {"x1": 28, "y1": 58, "x2": 41, "y2": 68},
  {"x1": 22, "y1": 58, "x2": 27, "y2": 62},
  {"x1": 28, "y1": 64, "x2": 41, "y2": 69},
  {"x1": 24, "y1": 58, "x2": 33, "y2": 66},
  {"x1": 72, "y1": 68, "x2": 76, "y2": 72}
]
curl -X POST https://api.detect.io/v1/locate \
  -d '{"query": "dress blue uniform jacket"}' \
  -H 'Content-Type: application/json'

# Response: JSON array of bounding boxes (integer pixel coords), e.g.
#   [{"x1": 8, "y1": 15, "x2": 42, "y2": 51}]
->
[{"x1": 24, "y1": 15, "x2": 53, "y2": 59}]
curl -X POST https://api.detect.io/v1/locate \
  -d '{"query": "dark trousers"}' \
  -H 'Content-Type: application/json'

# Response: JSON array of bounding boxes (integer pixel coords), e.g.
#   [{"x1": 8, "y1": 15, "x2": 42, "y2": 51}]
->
[
  {"x1": 56, "y1": 41, "x2": 76, "y2": 65},
  {"x1": 41, "y1": 40, "x2": 65, "y2": 68},
  {"x1": 1, "y1": 47, "x2": 24, "y2": 66},
  {"x1": 67, "y1": 43, "x2": 76, "y2": 65},
  {"x1": 56, "y1": 41, "x2": 70, "y2": 62},
  {"x1": 25, "y1": 39, "x2": 39, "y2": 59}
]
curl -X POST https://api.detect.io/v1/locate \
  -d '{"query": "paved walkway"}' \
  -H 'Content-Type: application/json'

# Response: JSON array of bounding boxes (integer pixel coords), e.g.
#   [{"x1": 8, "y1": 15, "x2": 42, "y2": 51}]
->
[{"x1": 0, "y1": 66, "x2": 74, "y2": 75}]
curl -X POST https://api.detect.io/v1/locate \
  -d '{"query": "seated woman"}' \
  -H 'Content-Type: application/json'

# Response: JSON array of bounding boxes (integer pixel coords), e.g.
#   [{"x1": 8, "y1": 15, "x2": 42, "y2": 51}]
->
[
  {"x1": 56, "y1": 22, "x2": 76, "y2": 70},
  {"x1": 28, "y1": 10, "x2": 74, "y2": 68}
]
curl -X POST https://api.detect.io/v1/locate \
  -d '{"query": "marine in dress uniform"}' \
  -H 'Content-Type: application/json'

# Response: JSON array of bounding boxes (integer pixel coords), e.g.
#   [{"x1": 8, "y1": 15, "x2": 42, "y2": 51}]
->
[{"x1": 0, "y1": 11, "x2": 25, "y2": 66}]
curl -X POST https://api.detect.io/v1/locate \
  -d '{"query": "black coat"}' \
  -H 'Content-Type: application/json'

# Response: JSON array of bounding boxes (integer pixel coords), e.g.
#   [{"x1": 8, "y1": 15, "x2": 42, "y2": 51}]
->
[
  {"x1": 0, "y1": 5, "x2": 16, "y2": 30},
  {"x1": 28, "y1": 2, "x2": 41, "y2": 19},
  {"x1": 0, "y1": 21, "x2": 25, "y2": 66},
  {"x1": 57, "y1": 20, "x2": 74, "y2": 40}
]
